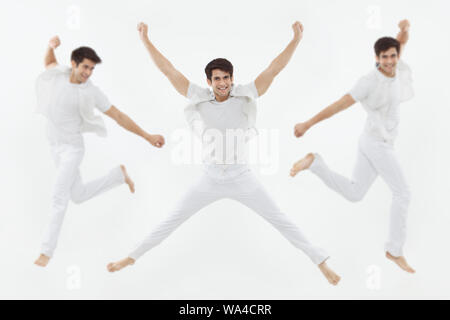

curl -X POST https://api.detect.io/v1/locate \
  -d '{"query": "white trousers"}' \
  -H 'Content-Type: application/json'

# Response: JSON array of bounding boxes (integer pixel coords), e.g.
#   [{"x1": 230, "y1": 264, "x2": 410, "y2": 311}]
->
[
  {"x1": 41, "y1": 142, "x2": 125, "y2": 257},
  {"x1": 309, "y1": 134, "x2": 411, "y2": 257},
  {"x1": 129, "y1": 165, "x2": 329, "y2": 265}
]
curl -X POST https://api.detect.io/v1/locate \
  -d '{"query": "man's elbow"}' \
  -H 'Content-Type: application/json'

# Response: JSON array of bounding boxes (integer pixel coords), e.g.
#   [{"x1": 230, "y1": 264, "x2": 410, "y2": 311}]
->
[
  {"x1": 116, "y1": 111, "x2": 129, "y2": 125},
  {"x1": 113, "y1": 111, "x2": 124, "y2": 124},
  {"x1": 105, "y1": 107, "x2": 123, "y2": 124},
  {"x1": 339, "y1": 95, "x2": 355, "y2": 110}
]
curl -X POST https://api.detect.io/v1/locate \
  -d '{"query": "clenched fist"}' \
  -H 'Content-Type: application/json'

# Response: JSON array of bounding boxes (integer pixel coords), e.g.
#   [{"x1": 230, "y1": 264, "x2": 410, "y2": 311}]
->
[
  {"x1": 147, "y1": 134, "x2": 165, "y2": 148},
  {"x1": 294, "y1": 122, "x2": 310, "y2": 138},
  {"x1": 292, "y1": 21, "x2": 304, "y2": 41},
  {"x1": 137, "y1": 22, "x2": 149, "y2": 41},
  {"x1": 48, "y1": 36, "x2": 61, "y2": 50},
  {"x1": 398, "y1": 19, "x2": 410, "y2": 32}
]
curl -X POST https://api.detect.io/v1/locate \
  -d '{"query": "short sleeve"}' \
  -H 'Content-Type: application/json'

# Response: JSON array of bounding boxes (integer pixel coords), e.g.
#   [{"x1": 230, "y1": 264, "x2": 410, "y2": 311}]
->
[
  {"x1": 187, "y1": 82, "x2": 211, "y2": 101},
  {"x1": 397, "y1": 59, "x2": 410, "y2": 72},
  {"x1": 235, "y1": 81, "x2": 259, "y2": 100},
  {"x1": 397, "y1": 60, "x2": 414, "y2": 102},
  {"x1": 36, "y1": 65, "x2": 71, "y2": 117},
  {"x1": 38, "y1": 65, "x2": 70, "y2": 82},
  {"x1": 348, "y1": 75, "x2": 372, "y2": 102},
  {"x1": 397, "y1": 59, "x2": 413, "y2": 83},
  {"x1": 53, "y1": 65, "x2": 70, "y2": 73},
  {"x1": 93, "y1": 86, "x2": 112, "y2": 112}
]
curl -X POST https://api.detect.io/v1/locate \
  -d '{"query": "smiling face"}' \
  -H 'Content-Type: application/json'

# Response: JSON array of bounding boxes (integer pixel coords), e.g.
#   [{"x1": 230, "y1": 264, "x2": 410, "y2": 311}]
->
[
  {"x1": 376, "y1": 47, "x2": 399, "y2": 77},
  {"x1": 70, "y1": 58, "x2": 97, "y2": 84},
  {"x1": 207, "y1": 69, "x2": 234, "y2": 102}
]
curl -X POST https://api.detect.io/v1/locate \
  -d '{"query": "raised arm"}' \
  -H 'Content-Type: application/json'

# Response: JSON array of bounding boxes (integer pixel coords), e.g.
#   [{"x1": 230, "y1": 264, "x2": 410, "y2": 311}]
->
[
  {"x1": 254, "y1": 21, "x2": 303, "y2": 97},
  {"x1": 396, "y1": 19, "x2": 410, "y2": 58},
  {"x1": 137, "y1": 22, "x2": 190, "y2": 97},
  {"x1": 294, "y1": 94, "x2": 356, "y2": 138},
  {"x1": 104, "y1": 106, "x2": 165, "y2": 148},
  {"x1": 44, "y1": 36, "x2": 60, "y2": 69}
]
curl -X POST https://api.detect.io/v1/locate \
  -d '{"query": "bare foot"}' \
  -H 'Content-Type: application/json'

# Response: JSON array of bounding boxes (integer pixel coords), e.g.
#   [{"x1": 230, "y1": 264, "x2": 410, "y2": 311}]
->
[
  {"x1": 290, "y1": 153, "x2": 315, "y2": 177},
  {"x1": 107, "y1": 257, "x2": 135, "y2": 273},
  {"x1": 120, "y1": 165, "x2": 135, "y2": 193},
  {"x1": 34, "y1": 254, "x2": 50, "y2": 267},
  {"x1": 386, "y1": 252, "x2": 415, "y2": 273},
  {"x1": 318, "y1": 261, "x2": 341, "y2": 286}
]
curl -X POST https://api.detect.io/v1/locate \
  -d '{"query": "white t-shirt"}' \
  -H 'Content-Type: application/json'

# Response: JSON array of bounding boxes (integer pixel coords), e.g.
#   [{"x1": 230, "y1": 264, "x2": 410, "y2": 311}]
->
[
  {"x1": 36, "y1": 65, "x2": 111, "y2": 144},
  {"x1": 187, "y1": 82, "x2": 259, "y2": 164},
  {"x1": 348, "y1": 60, "x2": 414, "y2": 142}
]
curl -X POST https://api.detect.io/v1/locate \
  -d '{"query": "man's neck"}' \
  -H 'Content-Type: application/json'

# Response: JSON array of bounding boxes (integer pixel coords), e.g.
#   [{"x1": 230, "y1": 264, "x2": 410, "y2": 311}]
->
[
  {"x1": 214, "y1": 94, "x2": 230, "y2": 102},
  {"x1": 69, "y1": 72, "x2": 82, "y2": 84}
]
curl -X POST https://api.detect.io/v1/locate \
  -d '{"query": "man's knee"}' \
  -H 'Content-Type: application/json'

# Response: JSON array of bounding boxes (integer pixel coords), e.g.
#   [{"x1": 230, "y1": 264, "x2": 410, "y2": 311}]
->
[
  {"x1": 346, "y1": 189, "x2": 367, "y2": 203},
  {"x1": 71, "y1": 193, "x2": 83, "y2": 204},
  {"x1": 342, "y1": 181, "x2": 370, "y2": 203},
  {"x1": 69, "y1": 186, "x2": 84, "y2": 204}
]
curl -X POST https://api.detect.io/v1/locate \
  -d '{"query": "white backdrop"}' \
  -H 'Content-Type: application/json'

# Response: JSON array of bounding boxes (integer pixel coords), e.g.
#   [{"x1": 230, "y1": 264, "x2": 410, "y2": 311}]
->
[{"x1": 1, "y1": 0, "x2": 449, "y2": 299}]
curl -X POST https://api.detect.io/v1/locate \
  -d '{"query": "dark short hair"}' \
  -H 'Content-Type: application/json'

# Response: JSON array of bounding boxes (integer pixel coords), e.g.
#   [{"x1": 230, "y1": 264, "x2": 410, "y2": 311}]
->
[
  {"x1": 71, "y1": 47, "x2": 102, "y2": 66},
  {"x1": 205, "y1": 58, "x2": 233, "y2": 80},
  {"x1": 374, "y1": 37, "x2": 400, "y2": 56}
]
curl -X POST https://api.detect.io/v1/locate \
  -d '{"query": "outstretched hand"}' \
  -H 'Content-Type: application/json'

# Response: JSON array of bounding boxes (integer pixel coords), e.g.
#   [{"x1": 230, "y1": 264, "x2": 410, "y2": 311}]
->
[
  {"x1": 147, "y1": 134, "x2": 165, "y2": 148},
  {"x1": 294, "y1": 122, "x2": 310, "y2": 138},
  {"x1": 292, "y1": 21, "x2": 304, "y2": 41},
  {"x1": 48, "y1": 36, "x2": 61, "y2": 50},
  {"x1": 398, "y1": 19, "x2": 410, "y2": 32},
  {"x1": 137, "y1": 22, "x2": 149, "y2": 41}
]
